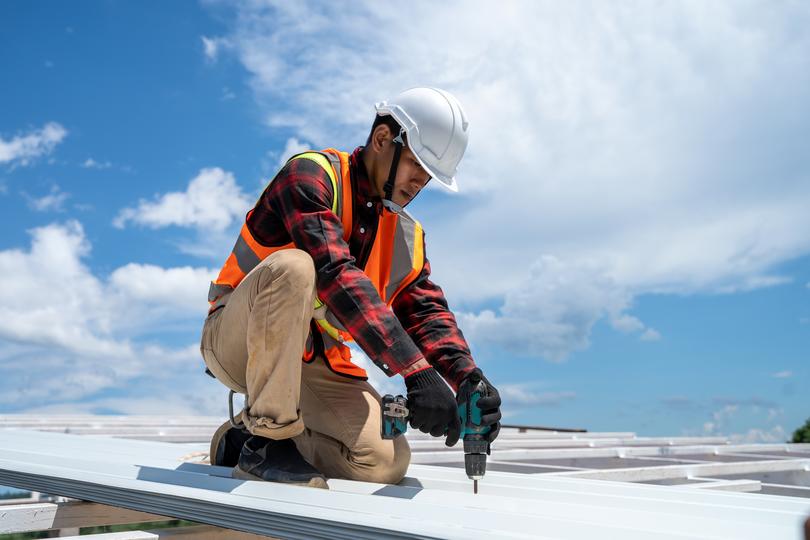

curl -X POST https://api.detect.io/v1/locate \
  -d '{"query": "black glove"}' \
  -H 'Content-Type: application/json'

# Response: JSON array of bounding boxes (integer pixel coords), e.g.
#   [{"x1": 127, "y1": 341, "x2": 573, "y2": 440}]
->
[
  {"x1": 404, "y1": 366, "x2": 461, "y2": 447},
  {"x1": 462, "y1": 368, "x2": 502, "y2": 445}
]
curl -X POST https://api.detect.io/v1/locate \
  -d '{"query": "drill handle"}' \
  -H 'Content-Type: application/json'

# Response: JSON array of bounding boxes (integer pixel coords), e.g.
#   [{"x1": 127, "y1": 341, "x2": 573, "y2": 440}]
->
[{"x1": 458, "y1": 371, "x2": 490, "y2": 438}]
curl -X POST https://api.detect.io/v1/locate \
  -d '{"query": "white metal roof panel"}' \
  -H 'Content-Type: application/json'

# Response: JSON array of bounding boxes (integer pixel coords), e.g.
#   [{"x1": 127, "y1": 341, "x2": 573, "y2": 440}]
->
[{"x1": 1, "y1": 427, "x2": 809, "y2": 539}]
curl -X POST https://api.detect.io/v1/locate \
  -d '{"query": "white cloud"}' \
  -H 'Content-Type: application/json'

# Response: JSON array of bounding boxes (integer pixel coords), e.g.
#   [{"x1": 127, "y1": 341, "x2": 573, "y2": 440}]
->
[
  {"x1": 20, "y1": 384, "x2": 230, "y2": 417},
  {"x1": 699, "y1": 398, "x2": 787, "y2": 443},
  {"x1": 0, "y1": 221, "x2": 218, "y2": 410},
  {"x1": 640, "y1": 329, "x2": 661, "y2": 342},
  {"x1": 771, "y1": 370, "x2": 793, "y2": 379},
  {"x1": 729, "y1": 425, "x2": 786, "y2": 444},
  {"x1": 114, "y1": 167, "x2": 252, "y2": 232},
  {"x1": 499, "y1": 384, "x2": 576, "y2": 407},
  {"x1": 611, "y1": 314, "x2": 645, "y2": 334},
  {"x1": 81, "y1": 157, "x2": 112, "y2": 169},
  {"x1": 207, "y1": 1, "x2": 810, "y2": 362},
  {"x1": 201, "y1": 36, "x2": 232, "y2": 62},
  {"x1": 276, "y1": 137, "x2": 311, "y2": 169},
  {"x1": 24, "y1": 185, "x2": 69, "y2": 212},
  {"x1": 109, "y1": 263, "x2": 214, "y2": 313},
  {"x1": 0, "y1": 221, "x2": 133, "y2": 370},
  {"x1": 457, "y1": 255, "x2": 656, "y2": 361},
  {"x1": 0, "y1": 122, "x2": 67, "y2": 167}
]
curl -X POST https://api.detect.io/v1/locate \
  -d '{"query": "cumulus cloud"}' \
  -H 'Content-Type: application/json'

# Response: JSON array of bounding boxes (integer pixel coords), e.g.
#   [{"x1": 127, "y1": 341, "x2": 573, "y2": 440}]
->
[
  {"x1": 81, "y1": 157, "x2": 112, "y2": 169},
  {"x1": 0, "y1": 221, "x2": 218, "y2": 411},
  {"x1": 114, "y1": 167, "x2": 252, "y2": 232},
  {"x1": 0, "y1": 122, "x2": 67, "y2": 167},
  {"x1": 771, "y1": 370, "x2": 793, "y2": 379},
  {"x1": 109, "y1": 263, "x2": 215, "y2": 314},
  {"x1": 209, "y1": 1, "x2": 810, "y2": 361},
  {"x1": 457, "y1": 255, "x2": 656, "y2": 360},
  {"x1": 699, "y1": 397, "x2": 786, "y2": 443},
  {"x1": 23, "y1": 185, "x2": 69, "y2": 212}
]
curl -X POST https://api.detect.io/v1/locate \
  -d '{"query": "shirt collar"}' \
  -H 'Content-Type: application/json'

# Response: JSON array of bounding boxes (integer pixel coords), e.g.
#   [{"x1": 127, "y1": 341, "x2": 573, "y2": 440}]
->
[{"x1": 351, "y1": 146, "x2": 381, "y2": 204}]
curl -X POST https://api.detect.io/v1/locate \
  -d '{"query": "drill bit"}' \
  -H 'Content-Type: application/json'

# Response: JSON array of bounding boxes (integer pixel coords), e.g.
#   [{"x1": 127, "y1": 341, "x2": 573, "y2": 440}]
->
[{"x1": 474, "y1": 479, "x2": 478, "y2": 494}]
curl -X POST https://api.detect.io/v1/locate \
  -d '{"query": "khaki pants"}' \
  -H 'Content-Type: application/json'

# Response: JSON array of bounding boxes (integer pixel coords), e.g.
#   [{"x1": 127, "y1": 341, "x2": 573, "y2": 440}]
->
[{"x1": 200, "y1": 249, "x2": 410, "y2": 484}]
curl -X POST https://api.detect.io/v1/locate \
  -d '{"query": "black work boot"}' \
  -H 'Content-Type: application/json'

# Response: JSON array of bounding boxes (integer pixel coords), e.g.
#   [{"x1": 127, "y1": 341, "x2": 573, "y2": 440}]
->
[
  {"x1": 209, "y1": 420, "x2": 252, "y2": 468},
  {"x1": 232, "y1": 436, "x2": 328, "y2": 489}
]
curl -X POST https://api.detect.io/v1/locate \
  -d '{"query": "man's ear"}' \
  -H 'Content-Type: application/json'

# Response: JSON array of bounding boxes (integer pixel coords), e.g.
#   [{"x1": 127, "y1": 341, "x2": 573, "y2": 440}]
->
[{"x1": 371, "y1": 124, "x2": 392, "y2": 152}]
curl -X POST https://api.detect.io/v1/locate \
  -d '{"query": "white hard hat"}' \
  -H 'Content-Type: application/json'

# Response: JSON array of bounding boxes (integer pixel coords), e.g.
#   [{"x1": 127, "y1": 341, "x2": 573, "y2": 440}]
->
[{"x1": 375, "y1": 87, "x2": 470, "y2": 192}]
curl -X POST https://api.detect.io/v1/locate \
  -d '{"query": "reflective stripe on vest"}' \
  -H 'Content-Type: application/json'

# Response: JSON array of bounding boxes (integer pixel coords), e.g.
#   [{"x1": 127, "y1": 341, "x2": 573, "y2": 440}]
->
[{"x1": 207, "y1": 148, "x2": 425, "y2": 379}]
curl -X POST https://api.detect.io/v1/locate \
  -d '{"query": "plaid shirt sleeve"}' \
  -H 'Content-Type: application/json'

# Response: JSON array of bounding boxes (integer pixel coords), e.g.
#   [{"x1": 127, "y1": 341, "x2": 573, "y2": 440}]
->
[
  {"x1": 391, "y1": 239, "x2": 477, "y2": 391},
  {"x1": 248, "y1": 157, "x2": 424, "y2": 377}
]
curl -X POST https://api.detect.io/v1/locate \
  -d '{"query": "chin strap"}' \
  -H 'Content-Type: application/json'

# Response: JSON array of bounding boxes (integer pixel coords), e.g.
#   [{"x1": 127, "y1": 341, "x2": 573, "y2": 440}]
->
[{"x1": 382, "y1": 130, "x2": 405, "y2": 214}]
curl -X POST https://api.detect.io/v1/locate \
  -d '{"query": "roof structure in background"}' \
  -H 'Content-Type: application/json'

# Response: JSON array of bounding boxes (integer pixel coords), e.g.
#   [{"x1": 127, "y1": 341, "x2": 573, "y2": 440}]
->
[{"x1": 1, "y1": 415, "x2": 809, "y2": 539}]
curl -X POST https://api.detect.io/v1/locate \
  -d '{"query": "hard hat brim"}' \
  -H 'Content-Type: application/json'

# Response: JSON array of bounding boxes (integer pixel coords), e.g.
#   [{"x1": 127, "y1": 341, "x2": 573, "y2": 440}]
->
[{"x1": 412, "y1": 152, "x2": 459, "y2": 192}]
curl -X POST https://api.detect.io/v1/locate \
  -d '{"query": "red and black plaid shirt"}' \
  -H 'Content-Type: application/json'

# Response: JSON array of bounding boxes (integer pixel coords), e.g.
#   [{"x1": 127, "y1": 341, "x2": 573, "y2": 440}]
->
[{"x1": 246, "y1": 147, "x2": 476, "y2": 389}]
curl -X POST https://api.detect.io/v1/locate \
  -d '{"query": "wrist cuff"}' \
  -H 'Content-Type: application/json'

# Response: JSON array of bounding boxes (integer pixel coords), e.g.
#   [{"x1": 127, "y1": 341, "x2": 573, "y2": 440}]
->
[{"x1": 404, "y1": 366, "x2": 446, "y2": 391}]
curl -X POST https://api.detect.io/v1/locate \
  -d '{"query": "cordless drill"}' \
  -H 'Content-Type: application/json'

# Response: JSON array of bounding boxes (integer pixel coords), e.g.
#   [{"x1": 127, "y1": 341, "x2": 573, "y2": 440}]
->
[
  {"x1": 456, "y1": 369, "x2": 490, "y2": 494},
  {"x1": 382, "y1": 371, "x2": 491, "y2": 494}
]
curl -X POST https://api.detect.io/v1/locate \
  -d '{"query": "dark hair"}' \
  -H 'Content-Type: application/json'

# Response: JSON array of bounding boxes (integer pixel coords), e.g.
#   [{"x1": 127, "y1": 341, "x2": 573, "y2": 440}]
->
[{"x1": 365, "y1": 114, "x2": 402, "y2": 146}]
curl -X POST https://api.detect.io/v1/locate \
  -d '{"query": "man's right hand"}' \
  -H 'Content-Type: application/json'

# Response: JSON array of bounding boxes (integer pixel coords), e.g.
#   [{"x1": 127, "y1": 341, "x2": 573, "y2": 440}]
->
[{"x1": 403, "y1": 366, "x2": 461, "y2": 446}]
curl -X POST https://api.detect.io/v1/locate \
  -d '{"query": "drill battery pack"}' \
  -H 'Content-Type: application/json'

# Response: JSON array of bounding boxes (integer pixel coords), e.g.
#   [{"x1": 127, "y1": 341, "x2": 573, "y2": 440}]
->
[{"x1": 381, "y1": 394, "x2": 409, "y2": 439}]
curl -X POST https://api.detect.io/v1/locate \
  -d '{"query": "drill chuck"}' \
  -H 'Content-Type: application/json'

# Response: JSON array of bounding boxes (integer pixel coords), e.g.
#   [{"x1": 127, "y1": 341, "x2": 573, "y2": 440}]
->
[{"x1": 463, "y1": 439, "x2": 488, "y2": 479}]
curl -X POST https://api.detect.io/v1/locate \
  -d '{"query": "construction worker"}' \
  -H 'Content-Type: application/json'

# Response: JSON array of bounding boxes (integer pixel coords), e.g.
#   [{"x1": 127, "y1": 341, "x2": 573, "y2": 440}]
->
[{"x1": 200, "y1": 87, "x2": 502, "y2": 488}]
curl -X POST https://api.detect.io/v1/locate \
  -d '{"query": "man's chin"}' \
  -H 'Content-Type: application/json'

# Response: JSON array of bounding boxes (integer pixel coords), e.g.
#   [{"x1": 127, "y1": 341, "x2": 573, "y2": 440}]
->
[{"x1": 396, "y1": 191, "x2": 415, "y2": 207}]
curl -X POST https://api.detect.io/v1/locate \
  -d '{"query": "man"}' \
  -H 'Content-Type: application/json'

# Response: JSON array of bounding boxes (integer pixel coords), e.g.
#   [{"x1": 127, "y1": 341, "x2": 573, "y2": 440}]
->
[{"x1": 200, "y1": 87, "x2": 501, "y2": 488}]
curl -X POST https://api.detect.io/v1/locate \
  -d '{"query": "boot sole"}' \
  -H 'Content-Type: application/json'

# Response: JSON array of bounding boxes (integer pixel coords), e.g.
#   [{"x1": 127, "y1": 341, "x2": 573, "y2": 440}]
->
[{"x1": 232, "y1": 465, "x2": 329, "y2": 489}]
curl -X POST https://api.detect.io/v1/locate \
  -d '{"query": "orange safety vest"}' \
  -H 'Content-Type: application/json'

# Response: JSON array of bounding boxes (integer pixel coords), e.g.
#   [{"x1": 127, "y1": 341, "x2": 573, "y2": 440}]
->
[{"x1": 208, "y1": 148, "x2": 425, "y2": 379}]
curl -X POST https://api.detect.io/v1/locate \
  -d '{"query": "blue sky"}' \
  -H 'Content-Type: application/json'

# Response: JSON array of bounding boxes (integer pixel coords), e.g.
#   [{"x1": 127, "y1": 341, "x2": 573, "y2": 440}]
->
[{"x1": 0, "y1": 0, "x2": 808, "y2": 449}]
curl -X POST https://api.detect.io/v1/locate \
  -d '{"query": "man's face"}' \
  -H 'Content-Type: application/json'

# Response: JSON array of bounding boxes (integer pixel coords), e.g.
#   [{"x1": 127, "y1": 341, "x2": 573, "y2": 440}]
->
[
  {"x1": 368, "y1": 124, "x2": 431, "y2": 207},
  {"x1": 373, "y1": 143, "x2": 430, "y2": 207},
  {"x1": 389, "y1": 145, "x2": 431, "y2": 207}
]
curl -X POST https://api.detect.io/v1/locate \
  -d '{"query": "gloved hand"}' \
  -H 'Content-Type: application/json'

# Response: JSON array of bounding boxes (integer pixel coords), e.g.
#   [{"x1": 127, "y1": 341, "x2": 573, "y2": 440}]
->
[
  {"x1": 462, "y1": 368, "x2": 502, "y2": 446},
  {"x1": 404, "y1": 366, "x2": 461, "y2": 446}
]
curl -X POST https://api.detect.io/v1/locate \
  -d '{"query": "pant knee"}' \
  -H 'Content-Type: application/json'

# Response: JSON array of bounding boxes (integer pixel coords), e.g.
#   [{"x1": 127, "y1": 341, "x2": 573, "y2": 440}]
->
[
  {"x1": 279, "y1": 249, "x2": 316, "y2": 286},
  {"x1": 256, "y1": 249, "x2": 316, "y2": 292},
  {"x1": 354, "y1": 437, "x2": 411, "y2": 484}
]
